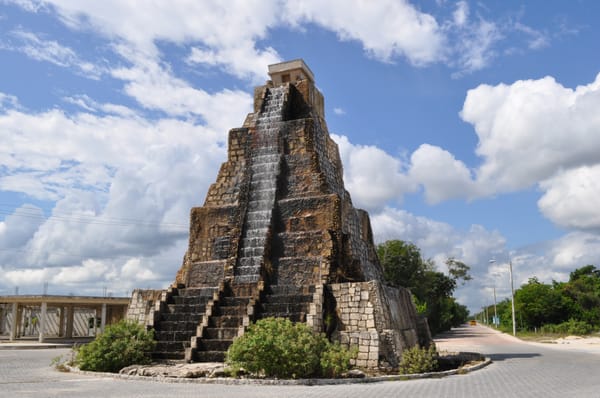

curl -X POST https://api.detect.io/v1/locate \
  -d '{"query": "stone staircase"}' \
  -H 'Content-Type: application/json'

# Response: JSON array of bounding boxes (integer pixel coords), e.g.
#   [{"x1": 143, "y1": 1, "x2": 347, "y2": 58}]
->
[
  {"x1": 190, "y1": 283, "x2": 257, "y2": 362},
  {"x1": 258, "y1": 285, "x2": 314, "y2": 323},
  {"x1": 152, "y1": 286, "x2": 216, "y2": 360}
]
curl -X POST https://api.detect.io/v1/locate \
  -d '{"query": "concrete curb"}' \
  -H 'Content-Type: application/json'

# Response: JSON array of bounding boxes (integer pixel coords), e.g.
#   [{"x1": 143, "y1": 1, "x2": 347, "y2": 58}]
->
[
  {"x1": 0, "y1": 343, "x2": 72, "y2": 350},
  {"x1": 65, "y1": 355, "x2": 492, "y2": 386}
]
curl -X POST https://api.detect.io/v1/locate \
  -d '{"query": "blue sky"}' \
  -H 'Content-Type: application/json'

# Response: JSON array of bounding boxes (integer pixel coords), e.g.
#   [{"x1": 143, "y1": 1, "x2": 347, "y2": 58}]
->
[{"x1": 1, "y1": 0, "x2": 600, "y2": 312}]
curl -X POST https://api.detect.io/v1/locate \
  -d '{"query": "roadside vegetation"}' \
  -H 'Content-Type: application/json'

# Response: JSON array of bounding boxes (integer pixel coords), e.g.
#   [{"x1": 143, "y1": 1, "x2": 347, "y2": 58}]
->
[
  {"x1": 377, "y1": 240, "x2": 470, "y2": 335},
  {"x1": 478, "y1": 265, "x2": 600, "y2": 336}
]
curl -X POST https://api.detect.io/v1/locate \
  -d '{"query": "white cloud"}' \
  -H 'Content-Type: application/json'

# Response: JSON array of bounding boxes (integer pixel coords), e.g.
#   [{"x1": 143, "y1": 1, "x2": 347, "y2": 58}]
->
[
  {"x1": 8, "y1": 29, "x2": 104, "y2": 79},
  {"x1": 333, "y1": 107, "x2": 346, "y2": 116},
  {"x1": 452, "y1": 1, "x2": 469, "y2": 27},
  {"x1": 538, "y1": 165, "x2": 600, "y2": 230},
  {"x1": 462, "y1": 73, "x2": 600, "y2": 193},
  {"x1": 0, "y1": 92, "x2": 20, "y2": 110},
  {"x1": 409, "y1": 144, "x2": 477, "y2": 204},
  {"x1": 332, "y1": 134, "x2": 416, "y2": 211},
  {"x1": 514, "y1": 22, "x2": 549, "y2": 50},
  {"x1": 282, "y1": 0, "x2": 445, "y2": 66},
  {"x1": 40, "y1": 0, "x2": 280, "y2": 82}
]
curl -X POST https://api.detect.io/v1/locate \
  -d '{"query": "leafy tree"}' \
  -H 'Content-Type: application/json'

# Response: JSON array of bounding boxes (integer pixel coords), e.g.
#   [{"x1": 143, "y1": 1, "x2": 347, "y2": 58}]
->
[
  {"x1": 446, "y1": 258, "x2": 472, "y2": 285},
  {"x1": 377, "y1": 240, "x2": 470, "y2": 334},
  {"x1": 563, "y1": 265, "x2": 600, "y2": 326},
  {"x1": 377, "y1": 240, "x2": 428, "y2": 290},
  {"x1": 515, "y1": 277, "x2": 571, "y2": 328}
]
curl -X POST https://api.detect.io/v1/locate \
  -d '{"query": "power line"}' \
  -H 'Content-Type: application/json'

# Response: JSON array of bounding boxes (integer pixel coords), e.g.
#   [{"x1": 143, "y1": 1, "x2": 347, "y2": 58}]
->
[{"x1": 0, "y1": 204, "x2": 189, "y2": 230}]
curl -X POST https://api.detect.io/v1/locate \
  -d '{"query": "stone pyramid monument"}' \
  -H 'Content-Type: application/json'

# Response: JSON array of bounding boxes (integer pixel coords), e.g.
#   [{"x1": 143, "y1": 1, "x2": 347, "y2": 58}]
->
[{"x1": 127, "y1": 60, "x2": 431, "y2": 369}]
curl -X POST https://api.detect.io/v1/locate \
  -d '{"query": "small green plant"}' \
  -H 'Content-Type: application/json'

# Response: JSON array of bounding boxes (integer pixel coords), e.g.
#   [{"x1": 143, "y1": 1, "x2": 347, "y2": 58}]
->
[
  {"x1": 75, "y1": 320, "x2": 155, "y2": 373},
  {"x1": 320, "y1": 342, "x2": 358, "y2": 378},
  {"x1": 399, "y1": 345, "x2": 439, "y2": 374},
  {"x1": 226, "y1": 317, "x2": 356, "y2": 379}
]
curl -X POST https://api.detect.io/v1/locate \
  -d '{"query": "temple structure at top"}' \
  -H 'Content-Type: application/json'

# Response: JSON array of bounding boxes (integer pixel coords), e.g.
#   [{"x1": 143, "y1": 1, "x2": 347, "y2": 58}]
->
[{"x1": 127, "y1": 59, "x2": 431, "y2": 370}]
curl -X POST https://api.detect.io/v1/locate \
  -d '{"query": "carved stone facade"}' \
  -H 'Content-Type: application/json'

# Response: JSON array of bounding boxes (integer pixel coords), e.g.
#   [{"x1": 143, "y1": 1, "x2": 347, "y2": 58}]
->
[{"x1": 128, "y1": 59, "x2": 430, "y2": 368}]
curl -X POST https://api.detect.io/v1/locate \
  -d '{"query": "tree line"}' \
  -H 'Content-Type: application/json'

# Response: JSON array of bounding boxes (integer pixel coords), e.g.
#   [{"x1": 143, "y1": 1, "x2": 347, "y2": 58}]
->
[
  {"x1": 376, "y1": 240, "x2": 470, "y2": 335},
  {"x1": 478, "y1": 265, "x2": 600, "y2": 335}
]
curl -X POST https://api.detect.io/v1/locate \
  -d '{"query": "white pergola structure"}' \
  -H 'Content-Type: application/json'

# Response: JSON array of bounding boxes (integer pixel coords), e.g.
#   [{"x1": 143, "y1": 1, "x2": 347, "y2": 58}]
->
[{"x1": 0, "y1": 295, "x2": 129, "y2": 342}]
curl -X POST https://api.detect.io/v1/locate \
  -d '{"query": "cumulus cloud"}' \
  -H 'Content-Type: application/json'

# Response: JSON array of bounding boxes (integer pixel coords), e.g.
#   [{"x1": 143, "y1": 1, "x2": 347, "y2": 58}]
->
[
  {"x1": 538, "y1": 166, "x2": 600, "y2": 230},
  {"x1": 282, "y1": 0, "x2": 445, "y2": 65},
  {"x1": 332, "y1": 134, "x2": 416, "y2": 211},
  {"x1": 409, "y1": 144, "x2": 477, "y2": 204}
]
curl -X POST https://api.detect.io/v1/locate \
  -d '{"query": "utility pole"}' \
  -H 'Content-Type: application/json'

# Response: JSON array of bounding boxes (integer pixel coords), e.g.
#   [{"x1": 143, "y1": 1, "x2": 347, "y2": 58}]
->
[
  {"x1": 493, "y1": 285, "x2": 498, "y2": 327},
  {"x1": 509, "y1": 260, "x2": 516, "y2": 336},
  {"x1": 490, "y1": 258, "x2": 517, "y2": 336}
]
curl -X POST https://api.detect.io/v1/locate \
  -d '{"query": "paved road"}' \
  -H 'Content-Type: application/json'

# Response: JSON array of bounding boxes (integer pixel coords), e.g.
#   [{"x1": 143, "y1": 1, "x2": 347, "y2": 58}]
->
[{"x1": 1, "y1": 325, "x2": 599, "y2": 398}]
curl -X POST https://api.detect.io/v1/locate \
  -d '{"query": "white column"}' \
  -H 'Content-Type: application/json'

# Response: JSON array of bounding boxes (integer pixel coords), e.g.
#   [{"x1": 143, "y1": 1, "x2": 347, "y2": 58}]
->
[
  {"x1": 100, "y1": 303, "x2": 107, "y2": 332},
  {"x1": 9, "y1": 303, "x2": 18, "y2": 341},
  {"x1": 38, "y1": 302, "x2": 47, "y2": 343}
]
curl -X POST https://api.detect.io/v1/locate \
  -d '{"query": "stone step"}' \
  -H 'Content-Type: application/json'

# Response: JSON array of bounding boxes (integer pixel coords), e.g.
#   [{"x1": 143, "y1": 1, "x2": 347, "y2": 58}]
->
[
  {"x1": 260, "y1": 302, "x2": 308, "y2": 314},
  {"x1": 233, "y1": 274, "x2": 260, "y2": 284},
  {"x1": 220, "y1": 296, "x2": 251, "y2": 306},
  {"x1": 154, "y1": 340, "x2": 190, "y2": 353},
  {"x1": 250, "y1": 179, "x2": 276, "y2": 191},
  {"x1": 208, "y1": 315, "x2": 243, "y2": 328},
  {"x1": 159, "y1": 313, "x2": 202, "y2": 323},
  {"x1": 203, "y1": 327, "x2": 239, "y2": 340},
  {"x1": 251, "y1": 172, "x2": 277, "y2": 182},
  {"x1": 166, "y1": 303, "x2": 207, "y2": 314},
  {"x1": 194, "y1": 350, "x2": 226, "y2": 363},
  {"x1": 241, "y1": 246, "x2": 264, "y2": 257},
  {"x1": 154, "y1": 320, "x2": 199, "y2": 332},
  {"x1": 263, "y1": 294, "x2": 313, "y2": 304},
  {"x1": 238, "y1": 256, "x2": 262, "y2": 268},
  {"x1": 248, "y1": 188, "x2": 276, "y2": 202},
  {"x1": 258, "y1": 312, "x2": 306, "y2": 323},
  {"x1": 268, "y1": 284, "x2": 316, "y2": 296},
  {"x1": 235, "y1": 265, "x2": 261, "y2": 276},
  {"x1": 172, "y1": 295, "x2": 212, "y2": 306},
  {"x1": 152, "y1": 351, "x2": 185, "y2": 360},
  {"x1": 243, "y1": 226, "x2": 269, "y2": 238},
  {"x1": 154, "y1": 330, "x2": 193, "y2": 342},
  {"x1": 217, "y1": 305, "x2": 248, "y2": 316},
  {"x1": 179, "y1": 287, "x2": 217, "y2": 297},
  {"x1": 247, "y1": 200, "x2": 273, "y2": 211},
  {"x1": 198, "y1": 339, "x2": 233, "y2": 352}
]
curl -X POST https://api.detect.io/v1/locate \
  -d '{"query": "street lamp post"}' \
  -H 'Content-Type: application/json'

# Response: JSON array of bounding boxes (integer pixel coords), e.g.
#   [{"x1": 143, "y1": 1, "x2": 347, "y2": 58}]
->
[
  {"x1": 490, "y1": 258, "x2": 517, "y2": 336},
  {"x1": 493, "y1": 285, "x2": 498, "y2": 327}
]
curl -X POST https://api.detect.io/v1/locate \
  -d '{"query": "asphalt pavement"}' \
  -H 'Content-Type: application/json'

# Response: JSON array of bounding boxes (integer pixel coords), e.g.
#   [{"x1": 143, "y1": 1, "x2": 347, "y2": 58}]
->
[{"x1": 1, "y1": 325, "x2": 599, "y2": 398}]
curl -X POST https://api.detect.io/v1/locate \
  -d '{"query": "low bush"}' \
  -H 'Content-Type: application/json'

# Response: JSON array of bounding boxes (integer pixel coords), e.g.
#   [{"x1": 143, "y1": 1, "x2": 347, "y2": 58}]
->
[
  {"x1": 75, "y1": 320, "x2": 155, "y2": 373},
  {"x1": 540, "y1": 319, "x2": 594, "y2": 336},
  {"x1": 226, "y1": 317, "x2": 356, "y2": 379},
  {"x1": 399, "y1": 345, "x2": 439, "y2": 374}
]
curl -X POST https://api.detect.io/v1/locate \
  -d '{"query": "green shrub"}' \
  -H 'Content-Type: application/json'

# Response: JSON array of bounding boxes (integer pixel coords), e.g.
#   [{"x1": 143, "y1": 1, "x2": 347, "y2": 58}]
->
[
  {"x1": 75, "y1": 320, "x2": 155, "y2": 373},
  {"x1": 540, "y1": 319, "x2": 594, "y2": 335},
  {"x1": 320, "y1": 342, "x2": 358, "y2": 378},
  {"x1": 399, "y1": 345, "x2": 439, "y2": 374},
  {"x1": 226, "y1": 317, "x2": 356, "y2": 379}
]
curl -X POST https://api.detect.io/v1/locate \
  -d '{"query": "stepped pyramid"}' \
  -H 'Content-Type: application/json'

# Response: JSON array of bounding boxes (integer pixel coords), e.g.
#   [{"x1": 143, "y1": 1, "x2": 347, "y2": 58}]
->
[{"x1": 127, "y1": 60, "x2": 431, "y2": 369}]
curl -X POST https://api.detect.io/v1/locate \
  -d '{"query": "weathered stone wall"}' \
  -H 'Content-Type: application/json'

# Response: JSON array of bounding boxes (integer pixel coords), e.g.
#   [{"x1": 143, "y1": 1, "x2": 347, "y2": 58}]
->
[
  {"x1": 126, "y1": 289, "x2": 164, "y2": 327},
  {"x1": 330, "y1": 281, "x2": 422, "y2": 369}
]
